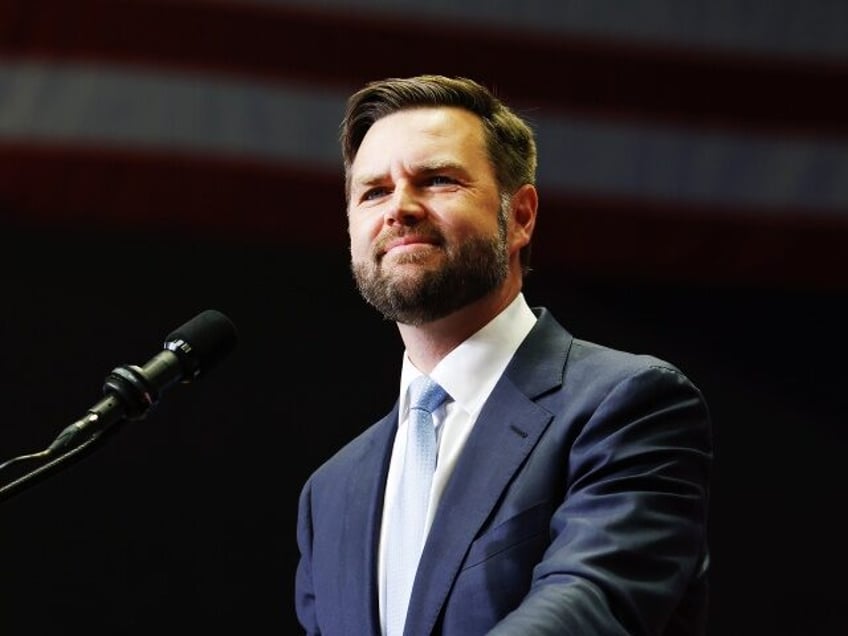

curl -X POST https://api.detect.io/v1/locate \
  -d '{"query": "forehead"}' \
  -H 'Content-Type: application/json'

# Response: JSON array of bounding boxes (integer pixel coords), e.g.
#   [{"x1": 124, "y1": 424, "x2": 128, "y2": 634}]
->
[{"x1": 352, "y1": 106, "x2": 489, "y2": 172}]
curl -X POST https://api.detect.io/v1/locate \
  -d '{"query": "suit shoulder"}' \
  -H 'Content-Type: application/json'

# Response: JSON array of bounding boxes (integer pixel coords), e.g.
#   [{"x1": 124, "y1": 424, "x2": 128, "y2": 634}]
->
[
  {"x1": 525, "y1": 307, "x2": 701, "y2": 395},
  {"x1": 568, "y1": 336, "x2": 697, "y2": 389}
]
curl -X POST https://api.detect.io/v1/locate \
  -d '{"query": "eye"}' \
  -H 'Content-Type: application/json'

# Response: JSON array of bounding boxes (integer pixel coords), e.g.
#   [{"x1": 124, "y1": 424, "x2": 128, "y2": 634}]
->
[
  {"x1": 426, "y1": 175, "x2": 455, "y2": 186},
  {"x1": 361, "y1": 186, "x2": 390, "y2": 202}
]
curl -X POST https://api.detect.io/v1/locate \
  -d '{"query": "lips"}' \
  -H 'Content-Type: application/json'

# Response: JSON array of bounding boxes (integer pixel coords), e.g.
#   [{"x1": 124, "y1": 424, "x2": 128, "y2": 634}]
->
[
  {"x1": 384, "y1": 235, "x2": 434, "y2": 251},
  {"x1": 378, "y1": 230, "x2": 442, "y2": 258}
]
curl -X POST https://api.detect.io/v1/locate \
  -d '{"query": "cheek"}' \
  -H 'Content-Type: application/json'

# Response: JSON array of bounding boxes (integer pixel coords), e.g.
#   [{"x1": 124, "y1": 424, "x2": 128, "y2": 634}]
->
[
  {"x1": 348, "y1": 215, "x2": 379, "y2": 257},
  {"x1": 447, "y1": 213, "x2": 499, "y2": 244}
]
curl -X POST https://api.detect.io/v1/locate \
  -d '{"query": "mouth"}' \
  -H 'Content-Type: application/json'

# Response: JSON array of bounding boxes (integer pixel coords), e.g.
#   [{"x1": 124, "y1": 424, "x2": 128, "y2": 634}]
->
[{"x1": 379, "y1": 233, "x2": 441, "y2": 258}]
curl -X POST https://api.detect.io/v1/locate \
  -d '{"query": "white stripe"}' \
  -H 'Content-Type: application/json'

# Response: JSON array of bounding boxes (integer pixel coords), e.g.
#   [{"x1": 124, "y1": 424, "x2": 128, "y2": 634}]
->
[
  {"x1": 0, "y1": 61, "x2": 345, "y2": 170},
  {"x1": 535, "y1": 116, "x2": 848, "y2": 213},
  {"x1": 1, "y1": 61, "x2": 846, "y2": 214}
]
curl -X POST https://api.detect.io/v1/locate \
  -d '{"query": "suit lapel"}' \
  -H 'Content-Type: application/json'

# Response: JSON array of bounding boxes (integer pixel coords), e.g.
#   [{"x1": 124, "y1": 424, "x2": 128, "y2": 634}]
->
[{"x1": 407, "y1": 309, "x2": 572, "y2": 633}]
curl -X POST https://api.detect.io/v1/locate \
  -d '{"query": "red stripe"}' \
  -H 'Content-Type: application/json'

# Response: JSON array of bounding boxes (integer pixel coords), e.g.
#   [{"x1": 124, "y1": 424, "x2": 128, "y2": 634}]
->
[
  {"x1": 2, "y1": 143, "x2": 845, "y2": 290},
  {"x1": 0, "y1": 0, "x2": 845, "y2": 136},
  {"x1": 541, "y1": 192, "x2": 848, "y2": 290},
  {"x1": 0, "y1": 142, "x2": 348, "y2": 246}
]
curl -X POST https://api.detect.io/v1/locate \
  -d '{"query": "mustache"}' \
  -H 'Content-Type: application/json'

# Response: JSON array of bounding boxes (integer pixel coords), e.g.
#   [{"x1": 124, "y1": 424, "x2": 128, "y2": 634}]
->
[{"x1": 374, "y1": 224, "x2": 445, "y2": 255}]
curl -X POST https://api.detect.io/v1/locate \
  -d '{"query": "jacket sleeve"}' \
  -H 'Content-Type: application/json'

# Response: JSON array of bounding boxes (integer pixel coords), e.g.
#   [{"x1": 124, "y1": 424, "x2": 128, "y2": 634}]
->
[{"x1": 295, "y1": 476, "x2": 321, "y2": 635}]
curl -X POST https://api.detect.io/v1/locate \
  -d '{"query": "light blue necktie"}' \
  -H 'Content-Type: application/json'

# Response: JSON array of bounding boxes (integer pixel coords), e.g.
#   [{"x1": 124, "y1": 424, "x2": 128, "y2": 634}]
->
[{"x1": 385, "y1": 375, "x2": 449, "y2": 636}]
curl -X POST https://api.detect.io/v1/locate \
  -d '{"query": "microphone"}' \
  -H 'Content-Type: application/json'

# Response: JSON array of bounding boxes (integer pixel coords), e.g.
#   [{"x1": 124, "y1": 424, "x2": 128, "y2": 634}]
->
[{"x1": 47, "y1": 309, "x2": 238, "y2": 454}]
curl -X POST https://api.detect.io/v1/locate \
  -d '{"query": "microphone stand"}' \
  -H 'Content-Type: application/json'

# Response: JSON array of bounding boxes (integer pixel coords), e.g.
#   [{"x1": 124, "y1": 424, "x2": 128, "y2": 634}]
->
[
  {"x1": 0, "y1": 428, "x2": 116, "y2": 504},
  {"x1": 0, "y1": 362, "x2": 159, "y2": 504},
  {"x1": 0, "y1": 309, "x2": 236, "y2": 505}
]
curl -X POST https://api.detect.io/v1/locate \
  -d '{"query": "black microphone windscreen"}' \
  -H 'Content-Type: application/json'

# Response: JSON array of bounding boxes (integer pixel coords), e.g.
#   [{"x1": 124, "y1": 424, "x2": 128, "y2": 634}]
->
[{"x1": 164, "y1": 309, "x2": 238, "y2": 380}]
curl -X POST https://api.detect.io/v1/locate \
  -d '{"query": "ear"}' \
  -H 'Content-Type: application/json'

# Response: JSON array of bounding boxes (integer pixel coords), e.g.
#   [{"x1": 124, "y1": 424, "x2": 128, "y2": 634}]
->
[{"x1": 509, "y1": 184, "x2": 538, "y2": 251}]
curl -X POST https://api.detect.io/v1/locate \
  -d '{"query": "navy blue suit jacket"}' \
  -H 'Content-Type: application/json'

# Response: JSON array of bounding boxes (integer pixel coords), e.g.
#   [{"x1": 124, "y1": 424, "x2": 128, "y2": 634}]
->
[{"x1": 296, "y1": 308, "x2": 712, "y2": 635}]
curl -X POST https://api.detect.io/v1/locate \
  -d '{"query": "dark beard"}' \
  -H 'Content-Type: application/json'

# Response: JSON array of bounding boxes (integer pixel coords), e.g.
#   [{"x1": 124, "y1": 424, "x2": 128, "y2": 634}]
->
[{"x1": 351, "y1": 231, "x2": 509, "y2": 326}]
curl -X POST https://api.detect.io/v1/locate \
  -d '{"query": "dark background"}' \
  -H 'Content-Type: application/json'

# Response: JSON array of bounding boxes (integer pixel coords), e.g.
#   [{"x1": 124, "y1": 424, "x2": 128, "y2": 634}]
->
[
  {"x1": 0, "y1": 219, "x2": 845, "y2": 635},
  {"x1": 1, "y1": 1, "x2": 847, "y2": 634}
]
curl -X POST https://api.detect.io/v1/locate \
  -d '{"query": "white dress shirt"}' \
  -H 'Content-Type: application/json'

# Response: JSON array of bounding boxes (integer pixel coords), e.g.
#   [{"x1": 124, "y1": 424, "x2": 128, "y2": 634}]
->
[{"x1": 378, "y1": 293, "x2": 538, "y2": 633}]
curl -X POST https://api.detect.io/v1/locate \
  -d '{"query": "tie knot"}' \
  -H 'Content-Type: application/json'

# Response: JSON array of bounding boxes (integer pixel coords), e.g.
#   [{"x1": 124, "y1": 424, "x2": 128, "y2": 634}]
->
[{"x1": 409, "y1": 376, "x2": 449, "y2": 415}]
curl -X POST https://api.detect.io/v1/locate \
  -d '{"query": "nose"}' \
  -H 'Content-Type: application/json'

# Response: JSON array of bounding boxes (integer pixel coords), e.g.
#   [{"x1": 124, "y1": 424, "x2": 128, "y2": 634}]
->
[{"x1": 384, "y1": 183, "x2": 425, "y2": 225}]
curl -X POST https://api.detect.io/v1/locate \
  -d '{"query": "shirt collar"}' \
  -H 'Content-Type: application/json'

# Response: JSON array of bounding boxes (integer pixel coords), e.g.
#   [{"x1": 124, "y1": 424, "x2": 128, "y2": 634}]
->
[{"x1": 400, "y1": 293, "x2": 537, "y2": 417}]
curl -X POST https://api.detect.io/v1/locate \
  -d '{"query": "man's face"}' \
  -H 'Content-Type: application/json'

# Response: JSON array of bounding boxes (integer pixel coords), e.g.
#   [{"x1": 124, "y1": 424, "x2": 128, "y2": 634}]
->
[{"x1": 346, "y1": 106, "x2": 509, "y2": 325}]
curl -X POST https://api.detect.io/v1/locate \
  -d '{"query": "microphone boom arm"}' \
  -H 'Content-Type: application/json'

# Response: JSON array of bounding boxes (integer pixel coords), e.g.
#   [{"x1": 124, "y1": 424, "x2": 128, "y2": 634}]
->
[{"x1": 0, "y1": 309, "x2": 237, "y2": 504}]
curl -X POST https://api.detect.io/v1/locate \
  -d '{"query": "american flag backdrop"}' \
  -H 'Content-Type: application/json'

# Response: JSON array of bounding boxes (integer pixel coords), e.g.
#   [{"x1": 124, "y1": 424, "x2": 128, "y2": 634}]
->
[
  {"x1": 1, "y1": 2, "x2": 848, "y2": 635},
  {"x1": 1, "y1": 0, "x2": 846, "y2": 289}
]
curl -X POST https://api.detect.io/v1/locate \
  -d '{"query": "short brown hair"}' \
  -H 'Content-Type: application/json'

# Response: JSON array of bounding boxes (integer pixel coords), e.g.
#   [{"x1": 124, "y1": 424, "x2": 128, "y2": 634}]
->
[{"x1": 340, "y1": 75, "x2": 537, "y2": 201}]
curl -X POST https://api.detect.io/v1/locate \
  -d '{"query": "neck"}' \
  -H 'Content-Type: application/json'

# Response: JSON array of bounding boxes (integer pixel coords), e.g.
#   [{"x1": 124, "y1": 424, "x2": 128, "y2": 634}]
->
[{"x1": 397, "y1": 281, "x2": 521, "y2": 374}]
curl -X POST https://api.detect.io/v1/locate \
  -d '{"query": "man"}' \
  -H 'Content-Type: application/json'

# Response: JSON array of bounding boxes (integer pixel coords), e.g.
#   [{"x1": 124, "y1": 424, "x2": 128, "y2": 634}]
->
[{"x1": 295, "y1": 75, "x2": 712, "y2": 635}]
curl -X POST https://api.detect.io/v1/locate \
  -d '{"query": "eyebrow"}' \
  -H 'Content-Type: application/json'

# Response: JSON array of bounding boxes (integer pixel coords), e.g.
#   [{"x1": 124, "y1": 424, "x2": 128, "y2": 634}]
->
[
  {"x1": 352, "y1": 159, "x2": 466, "y2": 189},
  {"x1": 415, "y1": 159, "x2": 464, "y2": 174}
]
